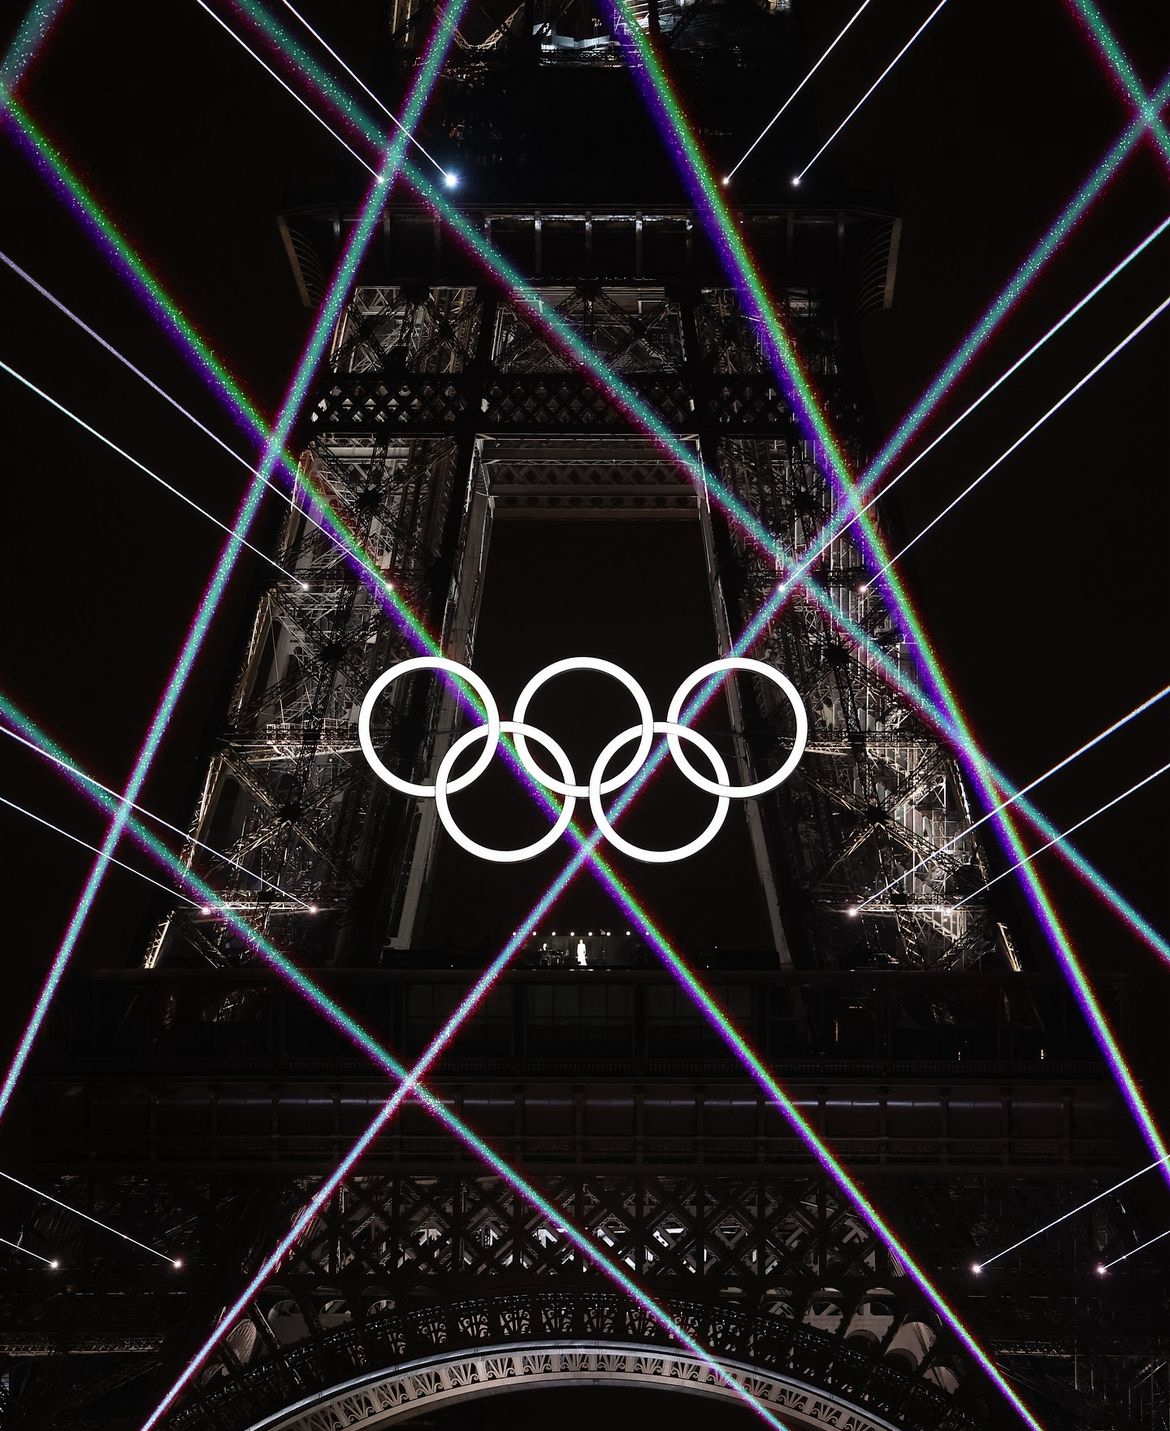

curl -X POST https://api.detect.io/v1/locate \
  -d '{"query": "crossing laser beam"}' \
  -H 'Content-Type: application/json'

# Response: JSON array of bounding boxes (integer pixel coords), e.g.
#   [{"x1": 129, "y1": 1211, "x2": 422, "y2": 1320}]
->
[
  {"x1": 955, "y1": 762, "x2": 1170, "y2": 911},
  {"x1": 869, "y1": 296, "x2": 1170, "y2": 583},
  {"x1": 1065, "y1": 0, "x2": 1170, "y2": 167},
  {"x1": 0, "y1": 704, "x2": 794, "y2": 1431},
  {"x1": 819, "y1": 216, "x2": 1170, "y2": 570},
  {"x1": 0, "y1": 0, "x2": 463, "y2": 1123},
  {"x1": 0, "y1": 248, "x2": 349, "y2": 558},
  {"x1": 604, "y1": 0, "x2": 1170, "y2": 1201},
  {"x1": 722, "y1": 0, "x2": 875, "y2": 182},
  {"x1": 1099, "y1": 1227, "x2": 1170, "y2": 1273},
  {"x1": 793, "y1": 0, "x2": 954, "y2": 184},
  {"x1": 0, "y1": 792, "x2": 201, "y2": 908},
  {"x1": 0, "y1": 356, "x2": 301, "y2": 583},
  {"x1": 0, "y1": 1233, "x2": 58, "y2": 1268},
  {"x1": 0, "y1": 1168, "x2": 181, "y2": 1266},
  {"x1": 276, "y1": 0, "x2": 455, "y2": 182},
  {"x1": 974, "y1": 1153, "x2": 1170, "y2": 1273},
  {"x1": 2, "y1": 691, "x2": 1022, "y2": 1431},
  {"x1": 0, "y1": 720, "x2": 313, "y2": 909},
  {"x1": 860, "y1": 684, "x2": 1170, "y2": 909}
]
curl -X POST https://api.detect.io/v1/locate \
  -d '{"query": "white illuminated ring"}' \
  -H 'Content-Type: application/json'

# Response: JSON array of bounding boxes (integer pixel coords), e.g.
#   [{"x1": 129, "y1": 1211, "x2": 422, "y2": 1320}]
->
[
  {"x1": 435, "y1": 720, "x2": 576, "y2": 864},
  {"x1": 512, "y1": 655, "x2": 655, "y2": 798},
  {"x1": 589, "y1": 721, "x2": 730, "y2": 864},
  {"x1": 665, "y1": 656, "x2": 808, "y2": 798},
  {"x1": 358, "y1": 656, "x2": 499, "y2": 799}
]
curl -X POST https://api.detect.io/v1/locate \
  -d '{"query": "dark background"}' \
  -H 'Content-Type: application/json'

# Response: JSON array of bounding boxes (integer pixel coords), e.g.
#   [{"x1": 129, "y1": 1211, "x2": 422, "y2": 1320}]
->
[{"x1": 0, "y1": 2, "x2": 1166, "y2": 1411}]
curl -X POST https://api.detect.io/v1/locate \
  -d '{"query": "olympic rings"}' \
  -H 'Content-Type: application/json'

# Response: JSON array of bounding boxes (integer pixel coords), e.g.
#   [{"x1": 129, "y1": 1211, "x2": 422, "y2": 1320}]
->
[
  {"x1": 590, "y1": 721, "x2": 729, "y2": 864},
  {"x1": 358, "y1": 655, "x2": 807, "y2": 863},
  {"x1": 436, "y1": 721, "x2": 576, "y2": 864}
]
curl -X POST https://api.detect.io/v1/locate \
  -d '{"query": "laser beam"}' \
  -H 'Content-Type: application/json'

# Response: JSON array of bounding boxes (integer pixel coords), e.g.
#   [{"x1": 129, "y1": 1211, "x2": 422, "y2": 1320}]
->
[
  {"x1": 793, "y1": 0, "x2": 954, "y2": 185},
  {"x1": 974, "y1": 1153, "x2": 1170, "y2": 1273},
  {"x1": 955, "y1": 762, "x2": 1170, "y2": 910},
  {"x1": 0, "y1": 1168, "x2": 182, "y2": 1266},
  {"x1": 1099, "y1": 1227, "x2": 1170, "y2": 1272},
  {"x1": 0, "y1": 247, "x2": 351, "y2": 557},
  {"x1": 859, "y1": 683, "x2": 1170, "y2": 909},
  {"x1": 0, "y1": 1233, "x2": 57, "y2": 1268},
  {"x1": 0, "y1": 0, "x2": 463, "y2": 1122},
  {"x1": 0, "y1": 0, "x2": 70, "y2": 96},
  {"x1": 276, "y1": 0, "x2": 456, "y2": 182},
  {"x1": 0, "y1": 356, "x2": 300, "y2": 582},
  {"x1": 722, "y1": 0, "x2": 875, "y2": 183},
  {"x1": 0, "y1": 791, "x2": 201, "y2": 908},
  {"x1": 0, "y1": 720, "x2": 314, "y2": 909},
  {"x1": 1065, "y1": 0, "x2": 1170, "y2": 167},
  {"x1": 869, "y1": 296, "x2": 1170, "y2": 583}
]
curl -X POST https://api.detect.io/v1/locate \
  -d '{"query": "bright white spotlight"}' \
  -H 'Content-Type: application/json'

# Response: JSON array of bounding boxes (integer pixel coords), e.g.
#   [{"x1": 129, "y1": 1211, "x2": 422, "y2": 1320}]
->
[
  {"x1": 846, "y1": 906, "x2": 859, "y2": 919},
  {"x1": 173, "y1": 1258, "x2": 184, "y2": 1269},
  {"x1": 200, "y1": 906, "x2": 212, "y2": 916},
  {"x1": 790, "y1": 176, "x2": 802, "y2": 187},
  {"x1": 308, "y1": 904, "x2": 319, "y2": 914},
  {"x1": 444, "y1": 171, "x2": 460, "y2": 189},
  {"x1": 971, "y1": 1263, "x2": 982, "y2": 1275},
  {"x1": 720, "y1": 176, "x2": 730, "y2": 186},
  {"x1": 858, "y1": 582, "x2": 869, "y2": 593},
  {"x1": 1096, "y1": 1263, "x2": 1108, "y2": 1276},
  {"x1": 50, "y1": 1259, "x2": 60, "y2": 1269}
]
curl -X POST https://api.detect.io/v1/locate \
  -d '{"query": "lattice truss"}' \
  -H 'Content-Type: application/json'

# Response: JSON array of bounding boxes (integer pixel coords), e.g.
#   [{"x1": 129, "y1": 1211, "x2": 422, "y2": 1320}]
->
[
  {"x1": 691, "y1": 290, "x2": 1014, "y2": 972},
  {"x1": 176, "y1": 1172, "x2": 985, "y2": 1427},
  {"x1": 147, "y1": 288, "x2": 485, "y2": 969}
]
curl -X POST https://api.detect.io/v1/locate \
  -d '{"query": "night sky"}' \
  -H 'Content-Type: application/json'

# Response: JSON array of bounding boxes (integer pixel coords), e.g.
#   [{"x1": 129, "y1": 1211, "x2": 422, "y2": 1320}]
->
[{"x1": 0, "y1": 0, "x2": 1166, "y2": 1272}]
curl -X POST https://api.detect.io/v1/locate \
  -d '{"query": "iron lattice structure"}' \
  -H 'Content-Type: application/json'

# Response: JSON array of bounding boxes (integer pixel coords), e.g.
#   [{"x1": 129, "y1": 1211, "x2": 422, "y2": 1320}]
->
[
  {"x1": 5, "y1": 197, "x2": 1166, "y2": 1431},
  {"x1": 4, "y1": 1, "x2": 1167, "y2": 1424}
]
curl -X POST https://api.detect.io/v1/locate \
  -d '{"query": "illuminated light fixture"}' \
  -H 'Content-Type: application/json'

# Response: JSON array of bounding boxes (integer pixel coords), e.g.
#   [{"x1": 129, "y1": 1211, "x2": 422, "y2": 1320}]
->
[
  {"x1": 859, "y1": 684, "x2": 1170, "y2": 910},
  {"x1": 792, "y1": 0, "x2": 953, "y2": 184},
  {"x1": 0, "y1": 357, "x2": 300, "y2": 583},
  {"x1": 0, "y1": 1167, "x2": 181, "y2": 1265},
  {"x1": 971, "y1": 1263, "x2": 982, "y2": 1275},
  {"x1": 723, "y1": 0, "x2": 875, "y2": 182},
  {"x1": 0, "y1": 791, "x2": 204, "y2": 910},
  {"x1": 869, "y1": 296, "x2": 1170, "y2": 583},
  {"x1": 0, "y1": 0, "x2": 463, "y2": 1124},
  {"x1": 0, "y1": 248, "x2": 356, "y2": 557},
  {"x1": 0, "y1": 692, "x2": 315, "y2": 910},
  {"x1": 953, "y1": 762, "x2": 1170, "y2": 911},
  {"x1": 0, "y1": 1233, "x2": 57, "y2": 1268},
  {"x1": 1099, "y1": 1228, "x2": 1170, "y2": 1273},
  {"x1": 444, "y1": 171, "x2": 460, "y2": 188},
  {"x1": 974, "y1": 1153, "x2": 1170, "y2": 1272}
]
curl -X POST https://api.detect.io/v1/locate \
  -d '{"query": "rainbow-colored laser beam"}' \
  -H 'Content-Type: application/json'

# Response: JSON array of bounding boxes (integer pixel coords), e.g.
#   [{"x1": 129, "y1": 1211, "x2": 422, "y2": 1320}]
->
[
  {"x1": 0, "y1": 0, "x2": 466, "y2": 1121},
  {"x1": 0, "y1": 698, "x2": 794, "y2": 1431},
  {"x1": 1065, "y1": 0, "x2": 1170, "y2": 167},
  {"x1": 217, "y1": 0, "x2": 1167, "y2": 966},
  {"x1": 0, "y1": 0, "x2": 70, "y2": 96},
  {"x1": 9, "y1": 1, "x2": 1163, "y2": 968},
  {"x1": 2, "y1": 691, "x2": 1027, "y2": 1431},
  {"x1": 602, "y1": 0, "x2": 1170, "y2": 1190}
]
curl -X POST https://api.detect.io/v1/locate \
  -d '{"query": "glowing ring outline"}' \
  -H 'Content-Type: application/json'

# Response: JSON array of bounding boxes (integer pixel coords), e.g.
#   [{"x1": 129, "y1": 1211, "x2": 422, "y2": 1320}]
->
[
  {"x1": 358, "y1": 656, "x2": 499, "y2": 799},
  {"x1": 511, "y1": 655, "x2": 655, "y2": 798},
  {"x1": 665, "y1": 657, "x2": 808, "y2": 798},
  {"x1": 435, "y1": 719, "x2": 576, "y2": 864},
  {"x1": 589, "y1": 721, "x2": 730, "y2": 865}
]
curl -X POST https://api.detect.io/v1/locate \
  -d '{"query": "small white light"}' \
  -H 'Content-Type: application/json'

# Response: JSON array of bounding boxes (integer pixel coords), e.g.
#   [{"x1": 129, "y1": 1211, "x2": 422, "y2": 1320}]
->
[
  {"x1": 308, "y1": 904, "x2": 319, "y2": 914},
  {"x1": 721, "y1": 176, "x2": 730, "y2": 186},
  {"x1": 846, "y1": 906, "x2": 859, "y2": 919},
  {"x1": 791, "y1": 176, "x2": 802, "y2": 187},
  {"x1": 50, "y1": 1260, "x2": 60, "y2": 1270},
  {"x1": 1095, "y1": 1263, "x2": 1108, "y2": 1276},
  {"x1": 971, "y1": 1263, "x2": 982, "y2": 1275},
  {"x1": 857, "y1": 582, "x2": 869, "y2": 593},
  {"x1": 444, "y1": 171, "x2": 460, "y2": 189},
  {"x1": 200, "y1": 906, "x2": 211, "y2": 916},
  {"x1": 173, "y1": 1258, "x2": 184, "y2": 1269},
  {"x1": 300, "y1": 581, "x2": 310, "y2": 591},
  {"x1": 386, "y1": 580, "x2": 395, "y2": 591}
]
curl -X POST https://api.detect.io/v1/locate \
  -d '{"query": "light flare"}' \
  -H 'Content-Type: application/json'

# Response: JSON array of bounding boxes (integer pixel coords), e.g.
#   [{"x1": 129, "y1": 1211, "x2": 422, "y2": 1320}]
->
[{"x1": 0, "y1": 1168, "x2": 180, "y2": 1265}]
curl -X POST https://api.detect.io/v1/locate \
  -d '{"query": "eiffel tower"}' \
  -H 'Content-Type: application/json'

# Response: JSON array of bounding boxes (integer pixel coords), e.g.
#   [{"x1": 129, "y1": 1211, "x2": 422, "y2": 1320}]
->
[{"x1": 2, "y1": 2, "x2": 1166, "y2": 1429}]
